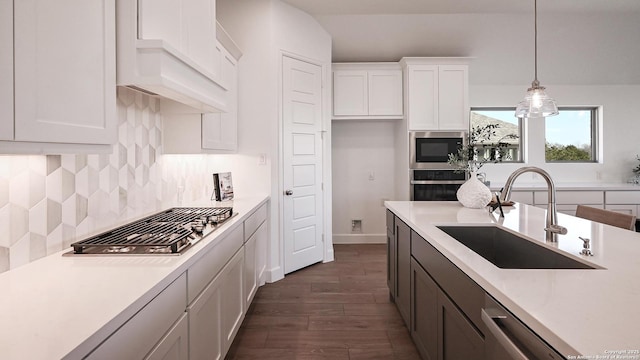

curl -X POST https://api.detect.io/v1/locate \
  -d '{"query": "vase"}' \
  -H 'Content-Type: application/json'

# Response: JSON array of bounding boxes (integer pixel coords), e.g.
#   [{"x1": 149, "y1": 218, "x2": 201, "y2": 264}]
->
[{"x1": 456, "y1": 172, "x2": 492, "y2": 209}]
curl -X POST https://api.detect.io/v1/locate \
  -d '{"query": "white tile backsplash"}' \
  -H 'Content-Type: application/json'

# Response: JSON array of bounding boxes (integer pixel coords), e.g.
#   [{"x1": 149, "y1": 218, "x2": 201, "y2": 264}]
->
[
  {"x1": 0, "y1": 88, "x2": 165, "y2": 272},
  {"x1": 0, "y1": 88, "x2": 247, "y2": 273}
]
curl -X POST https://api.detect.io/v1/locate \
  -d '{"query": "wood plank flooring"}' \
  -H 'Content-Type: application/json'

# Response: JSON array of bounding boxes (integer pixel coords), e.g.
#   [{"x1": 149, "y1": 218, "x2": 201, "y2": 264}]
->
[{"x1": 225, "y1": 244, "x2": 421, "y2": 360}]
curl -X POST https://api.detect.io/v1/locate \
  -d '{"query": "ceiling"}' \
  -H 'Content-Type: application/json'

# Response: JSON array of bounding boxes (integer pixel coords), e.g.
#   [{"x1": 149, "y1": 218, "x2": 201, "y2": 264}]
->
[
  {"x1": 281, "y1": 0, "x2": 640, "y2": 15},
  {"x1": 280, "y1": 0, "x2": 640, "y2": 86}
]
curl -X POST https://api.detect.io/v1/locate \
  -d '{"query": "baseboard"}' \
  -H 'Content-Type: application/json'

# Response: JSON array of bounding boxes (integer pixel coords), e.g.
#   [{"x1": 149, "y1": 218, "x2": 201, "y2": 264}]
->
[
  {"x1": 333, "y1": 234, "x2": 386, "y2": 244},
  {"x1": 265, "y1": 265, "x2": 284, "y2": 283}
]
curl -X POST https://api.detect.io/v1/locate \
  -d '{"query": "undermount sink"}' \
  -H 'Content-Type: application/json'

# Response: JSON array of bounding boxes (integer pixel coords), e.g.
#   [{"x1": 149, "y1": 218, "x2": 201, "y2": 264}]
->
[{"x1": 436, "y1": 226, "x2": 596, "y2": 269}]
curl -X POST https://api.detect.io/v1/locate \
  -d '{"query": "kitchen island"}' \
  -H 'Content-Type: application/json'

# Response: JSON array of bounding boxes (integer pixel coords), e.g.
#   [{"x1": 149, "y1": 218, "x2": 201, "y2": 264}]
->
[
  {"x1": 0, "y1": 195, "x2": 269, "y2": 360},
  {"x1": 386, "y1": 200, "x2": 640, "y2": 358}
]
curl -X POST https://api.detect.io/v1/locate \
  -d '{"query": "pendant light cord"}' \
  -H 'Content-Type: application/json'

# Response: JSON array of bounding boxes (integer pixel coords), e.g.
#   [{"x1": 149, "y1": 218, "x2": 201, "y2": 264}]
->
[{"x1": 533, "y1": 0, "x2": 539, "y2": 85}]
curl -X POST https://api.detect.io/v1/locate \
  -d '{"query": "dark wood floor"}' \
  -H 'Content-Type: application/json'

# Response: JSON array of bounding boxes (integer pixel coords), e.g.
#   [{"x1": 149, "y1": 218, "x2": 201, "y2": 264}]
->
[{"x1": 225, "y1": 244, "x2": 421, "y2": 360}]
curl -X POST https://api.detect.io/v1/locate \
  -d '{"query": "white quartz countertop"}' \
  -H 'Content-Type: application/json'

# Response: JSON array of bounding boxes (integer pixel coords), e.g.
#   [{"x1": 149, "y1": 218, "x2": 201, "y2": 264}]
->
[
  {"x1": 489, "y1": 181, "x2": 640, "y2": 191},
  {"x1": 0, "y1": 195, "x2": 269, "y2": 360},
  {"x1": 385, "y1": 200, "x2": 640, "y2": 358}
]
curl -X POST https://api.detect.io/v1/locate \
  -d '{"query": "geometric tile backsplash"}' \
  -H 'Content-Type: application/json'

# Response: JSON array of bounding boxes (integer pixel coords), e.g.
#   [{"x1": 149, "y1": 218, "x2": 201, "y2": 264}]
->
[{"x1": 0, "y1": 87, "x2": 223, "y2": 273}]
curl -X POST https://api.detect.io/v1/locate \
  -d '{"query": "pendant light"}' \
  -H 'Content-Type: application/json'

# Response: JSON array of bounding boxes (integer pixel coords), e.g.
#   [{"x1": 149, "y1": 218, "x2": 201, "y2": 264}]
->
[{"x1": 515, "y1": 0, "x2": 558, "y2": 119}]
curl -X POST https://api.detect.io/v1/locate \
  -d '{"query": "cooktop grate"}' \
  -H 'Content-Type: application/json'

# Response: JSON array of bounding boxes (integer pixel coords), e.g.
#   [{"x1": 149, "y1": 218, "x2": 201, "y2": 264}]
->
[{"x1": 70, "y1": 207, "x2": 233, "y2": 254}]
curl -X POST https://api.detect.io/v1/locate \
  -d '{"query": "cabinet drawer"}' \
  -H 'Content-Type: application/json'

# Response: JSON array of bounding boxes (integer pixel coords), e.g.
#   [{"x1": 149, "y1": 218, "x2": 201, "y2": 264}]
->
[
  {"x1": 188, "y1": 224, "x2": 243, "y2": 303},
  {"x1": 86, "y1": 273, "x2": 187, "y2": 360},
  {"x1": 605, "y1": 191, "x2": 640, "y2": 205},
  {"x1": 534, "y1": 191, "x2": 603, "y2": 205},
  {"x1": 244, "y1": 203, "x2": 267, "y2": 241},
  {"x1": 411, "y1": 232, "x2": 484, "y2": 333}
]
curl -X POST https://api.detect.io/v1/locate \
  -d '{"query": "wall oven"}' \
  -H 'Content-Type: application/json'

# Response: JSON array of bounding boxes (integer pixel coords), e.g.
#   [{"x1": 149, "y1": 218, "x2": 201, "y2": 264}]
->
[
  {"x1": 409, "y1": 131, "x2": 467, "y2": 201},
  {"x1": 411, "y1": 169, "x2": 466, "y2": 201},
  {"x1": 410, "y1": 131, "x2": 466, "y2": 169}
]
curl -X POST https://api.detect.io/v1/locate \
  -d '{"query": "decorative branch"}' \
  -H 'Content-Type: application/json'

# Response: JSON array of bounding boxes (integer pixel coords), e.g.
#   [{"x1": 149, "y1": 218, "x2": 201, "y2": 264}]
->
[{"x1": 447, "y1": 124, "x2": 519, "y2": 174}]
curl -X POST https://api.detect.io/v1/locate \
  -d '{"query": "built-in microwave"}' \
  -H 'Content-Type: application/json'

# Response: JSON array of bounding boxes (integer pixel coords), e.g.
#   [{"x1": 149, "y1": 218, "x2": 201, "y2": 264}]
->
[{"x1": 410, "y1": 131, "x2": 467, "y2": 169}]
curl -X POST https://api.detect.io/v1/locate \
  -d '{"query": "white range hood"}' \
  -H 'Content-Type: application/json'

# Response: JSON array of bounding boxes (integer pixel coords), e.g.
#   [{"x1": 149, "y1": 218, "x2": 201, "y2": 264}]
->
[{"x1": 116, "y1": 0, "x2": 238, "y2": 113}]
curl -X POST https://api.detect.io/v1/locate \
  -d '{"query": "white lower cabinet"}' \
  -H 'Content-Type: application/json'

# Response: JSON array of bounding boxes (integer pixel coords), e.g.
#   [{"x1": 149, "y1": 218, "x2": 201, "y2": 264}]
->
[
  {"x1": 189, "y1": 246, "x2": 245, "y2": 360},
  {"x1": 243, "y1": 230, "x2": 258, "y2": 309},
  {"x1": 145, "y1": 313, "x2": 189, "y2": 360},
  {"x1": 86, "y1": 273, "x2": 187, "y2": 360},
  {"x1": 84, "y1": 201, "x2": 270, "y2": 360},
  {"x1": 605, "y1": 191, "x2": 640, "y2": 216},
  {"x1": 605, "y1": 204, "x2": 638, "y2": 216},
  {"x1": 531, "y1": 190, "x2": 604, "y2": 216},
  {"x1": 255, "y1": 221, "x2": 268, "y2": 287},
  {"x1": 221, "y1": 249, "x2": 245, "y2": 354},
  {"x1": 188, "y1": 264, "x2": 225, "y2": 360}
]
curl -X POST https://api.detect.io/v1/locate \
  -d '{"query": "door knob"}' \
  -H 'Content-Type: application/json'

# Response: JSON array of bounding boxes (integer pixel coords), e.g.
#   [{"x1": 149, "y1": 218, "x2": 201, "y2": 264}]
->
[{"x1": 285, "y1": 190, "x2": 293, "y2": 196}]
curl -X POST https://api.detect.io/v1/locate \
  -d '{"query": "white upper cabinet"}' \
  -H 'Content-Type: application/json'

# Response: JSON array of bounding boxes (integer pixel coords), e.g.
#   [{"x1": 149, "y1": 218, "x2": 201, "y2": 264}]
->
[
  {"x1": 0, "y1": 0, "x2": 13, "y2": 141},
  {"x1": 5, "y1": 0, "x2": 116, "y2": 146},
  {"x1": 202, "y1": 42, "x2": 238, "y2": 151},
  {"x1": 118, "y1": 0, "x2": 228, "y2": 113},
  {"x1": 401, "y1": 58, "x2": 469, "y2": 131},
  {"x1": 163, "y1": 26, "x2": 242, "y2": 154},
  {"x1": 332, "y1": 63, "x2": 403, "y2": 120}
]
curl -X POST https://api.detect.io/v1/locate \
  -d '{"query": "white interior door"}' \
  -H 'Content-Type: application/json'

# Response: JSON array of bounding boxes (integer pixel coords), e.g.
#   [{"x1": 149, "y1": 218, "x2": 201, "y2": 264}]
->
[{"x1": 282, "y1": 55, "x2": 324, "y2": 274}]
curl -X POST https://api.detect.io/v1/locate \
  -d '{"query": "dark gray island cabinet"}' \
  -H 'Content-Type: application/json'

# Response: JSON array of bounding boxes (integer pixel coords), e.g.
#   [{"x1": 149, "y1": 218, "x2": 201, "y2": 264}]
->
[{"x1": 386, "y1": 209, "x2": 564, "y2": 360}]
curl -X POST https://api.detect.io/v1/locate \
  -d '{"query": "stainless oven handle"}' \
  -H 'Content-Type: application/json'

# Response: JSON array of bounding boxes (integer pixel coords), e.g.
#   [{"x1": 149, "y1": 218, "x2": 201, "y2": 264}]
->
[
  {"x1": 481, "y1": 308, "x2": 530, "y2": 360},
  {"x1": 410, "y1": 180, "x2": 466, "y2": 185}
]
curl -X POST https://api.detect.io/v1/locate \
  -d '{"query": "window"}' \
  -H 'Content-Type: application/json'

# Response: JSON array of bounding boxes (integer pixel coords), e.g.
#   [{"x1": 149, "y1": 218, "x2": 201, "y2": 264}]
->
[
  {"x1": 469, "y1": 108, "x2": 522, "y2": 162},
  {"x1": 545, "y1": 108, "x2": 597, "y2": 162}
]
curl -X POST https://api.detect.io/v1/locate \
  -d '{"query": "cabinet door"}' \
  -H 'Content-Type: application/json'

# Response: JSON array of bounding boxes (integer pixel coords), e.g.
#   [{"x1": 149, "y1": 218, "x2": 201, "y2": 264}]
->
[
  {"x1": 14, "y1": 0, "x2": 116, "y2": 144},
  {"x1": 396, "y1": 217, "x2": 411, "y2": 326},
  {"x1": 182, "y1": 0, "x2": 217, "y2": 77},
  {"x1": 243, "y1": 231, "x2": 258, "y2": 309},
  {"x1": 438, "y1": 291, "x2": 484, "y2": 360},
  {"x1": 407, "y1": 65, "x2": 438, "y2": 130},
  {"x1": 202, "y1": 49, "x2": 238, "y2": 151},
  {"x1": 222, "y1": 249, "x2": 245, "y2": 354},
  {"x1": 387, "y1": 228, "x2": 396, "y2": 299},
  {"x1": 254, "y1": 221, "x2": 268, "y2": 286},
  {"x1": 368, "y1": 70, "x2": 403, "y2": 116},
  {"x1": 333, "y1": 70, "x2": 368, "y2": 116},
  {"x1": 0, "y1": 0, "x2": 12, "y2": 140},
  {"x1": 145, "y1": 313, "x2": 189, "y2": 360},
  {"x1": 189, "y1": 269, "x2": 224, "y2": 360},
  {"x1": 437, "y1": 65, "x2": 469, "y2": 131},
  {"x1": 411, "y1": 258, "x2": 438, "y2": 360}
]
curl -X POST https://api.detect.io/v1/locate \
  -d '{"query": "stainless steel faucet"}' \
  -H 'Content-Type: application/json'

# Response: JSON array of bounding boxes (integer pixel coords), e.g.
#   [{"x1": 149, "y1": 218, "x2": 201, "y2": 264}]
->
[{"x1": 499, "y1": 166, "x2": 567, "y2": 242}]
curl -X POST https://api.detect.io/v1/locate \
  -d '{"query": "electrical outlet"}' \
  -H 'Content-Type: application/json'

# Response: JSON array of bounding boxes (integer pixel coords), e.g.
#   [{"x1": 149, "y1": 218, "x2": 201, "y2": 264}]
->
[
  {"x1": 258, "y1": 153, "x2": 267, "y2": 165},
  {"x1": 351, "y1": 219, "x2": 362, "y2": 232}
]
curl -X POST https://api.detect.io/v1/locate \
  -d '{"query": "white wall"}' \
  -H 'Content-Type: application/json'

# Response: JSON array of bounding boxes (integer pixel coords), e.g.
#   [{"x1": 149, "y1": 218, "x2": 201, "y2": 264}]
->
[
  {"x1": 319, "y1": 10, "x2": 640, "y2": 243},
  {"x1": 314, "y1": 12, "x2": 640, "y2": 86},
  {"x1": 217, "y1": 0, "x2": 332, "y2": 281},
  {"x1": 471, "y1": 84, "x2": 640, "y2": 185},
  {"x1": 332, "y1": 120, "x2": 396, "y2": 242}
]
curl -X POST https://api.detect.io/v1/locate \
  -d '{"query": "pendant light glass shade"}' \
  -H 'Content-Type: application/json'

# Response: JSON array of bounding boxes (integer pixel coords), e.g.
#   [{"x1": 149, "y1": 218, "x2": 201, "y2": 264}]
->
[
  {"x1": 515, "y1": 81, "x2": 559, "y2": 118},
  {"x1": 515, "y1": 0, "x2": 558, "y2": 119}
]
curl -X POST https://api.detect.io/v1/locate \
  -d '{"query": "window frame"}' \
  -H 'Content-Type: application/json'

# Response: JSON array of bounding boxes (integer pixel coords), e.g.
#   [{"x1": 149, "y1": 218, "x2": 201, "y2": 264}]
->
[
  {"x1": 469, "y1": 107, "x2": 524, "y2": 164},
  {"x1": 545, "y1": 106, "x2": 599, "y2": 163}
]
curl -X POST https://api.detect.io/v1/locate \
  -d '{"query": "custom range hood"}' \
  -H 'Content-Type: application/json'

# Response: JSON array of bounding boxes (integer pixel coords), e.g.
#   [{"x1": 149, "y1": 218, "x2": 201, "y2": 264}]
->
[{"x1": 116, "y1": 0, "x2": 241, "y2": 113}]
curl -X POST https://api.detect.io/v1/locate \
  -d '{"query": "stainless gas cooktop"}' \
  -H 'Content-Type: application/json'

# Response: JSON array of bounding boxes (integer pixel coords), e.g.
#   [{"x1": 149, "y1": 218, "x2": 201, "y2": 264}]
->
[{"x1": 64, "y1": 207, "x2": 234, "y2": 256}]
